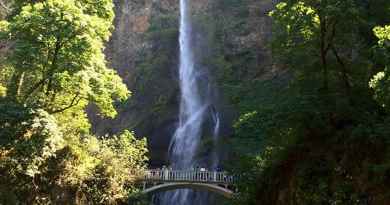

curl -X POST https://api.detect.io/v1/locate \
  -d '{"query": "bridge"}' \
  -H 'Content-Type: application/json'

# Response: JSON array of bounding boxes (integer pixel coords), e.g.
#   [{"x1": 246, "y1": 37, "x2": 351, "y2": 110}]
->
[{"x1": 140, "y1": 169, "x2": 237, "y2": 198}]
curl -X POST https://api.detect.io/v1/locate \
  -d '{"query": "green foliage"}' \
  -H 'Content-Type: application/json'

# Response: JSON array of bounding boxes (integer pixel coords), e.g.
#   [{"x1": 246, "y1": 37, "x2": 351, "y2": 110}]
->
[
  {"x1": 0, "y1": 101, "x2": 65, "y2": 203},
  {"x1": 0, "y1": 101, "x2": 147, "y2": 204},
  {"x1": 370, "y1": 25, "x2": 390, "y2": 110},
  {"x1": 0, "y1": 101, "x2": 148, "y2": 204},
  {"x1": 269, "y1": 1, "x2": 319, "y2": 51},
  {"x1": 1, "y1": 0, "x2": 129, "y2": 118},
  {"x1": 61, "y1": 131, "x2": 148, "y2": 204},
  {"x1": 270, "y1": 0, "x2": 369, "y2": 92},
  {"x1": 0, "y1": 0, "x2": 148, "y2": 204},
  {"x1": 0, "y1": 102, "x2": 64, "y2": 176},
  {"x1": 228, "y1": 1, "x2": 390, "y2": 204},
  {"x1": 0, "y1": 85, "x2": 5, "y2": 96}
]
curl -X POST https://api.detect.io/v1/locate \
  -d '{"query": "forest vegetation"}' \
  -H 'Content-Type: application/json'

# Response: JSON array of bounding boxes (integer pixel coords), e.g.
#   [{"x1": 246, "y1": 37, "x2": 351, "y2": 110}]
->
[
  {"x1": 0, "y1": 0, "x2": 148, "y2": 204},
  {"x1": 228, "y1": 0, "x2": 390, "y2": 204},
  {"x1": 0, "y1": 0, "x2": 390, "y2": 205}
]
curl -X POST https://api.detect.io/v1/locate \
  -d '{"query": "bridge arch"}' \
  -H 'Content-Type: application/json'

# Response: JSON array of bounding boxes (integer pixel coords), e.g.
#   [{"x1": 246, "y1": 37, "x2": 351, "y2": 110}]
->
[{"x1": 142, "y1": 182, "x2": 234, "y2": 198}]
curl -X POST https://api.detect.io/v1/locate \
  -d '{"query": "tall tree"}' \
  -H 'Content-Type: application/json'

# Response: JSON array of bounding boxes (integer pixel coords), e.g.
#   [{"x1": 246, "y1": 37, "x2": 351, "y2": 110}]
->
[
  {"x1": 0, "y1": 0, "x2": 148, "y2": 204},
  {"x1": 1, "y1": 0, "x2": 128, "y2": 118}
]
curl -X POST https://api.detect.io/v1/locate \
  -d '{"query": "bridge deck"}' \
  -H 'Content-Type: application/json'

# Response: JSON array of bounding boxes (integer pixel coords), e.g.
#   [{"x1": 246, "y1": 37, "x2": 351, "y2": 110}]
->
[{"x1": 144, "y1": 169, "x2": 235, "y2": 184}]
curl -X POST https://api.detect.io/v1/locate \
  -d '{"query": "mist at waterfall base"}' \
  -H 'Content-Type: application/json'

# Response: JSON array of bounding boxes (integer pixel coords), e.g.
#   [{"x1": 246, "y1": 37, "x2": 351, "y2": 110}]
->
[{"x1": 152, "y1": 0, "x2": 222, "y2": 204}]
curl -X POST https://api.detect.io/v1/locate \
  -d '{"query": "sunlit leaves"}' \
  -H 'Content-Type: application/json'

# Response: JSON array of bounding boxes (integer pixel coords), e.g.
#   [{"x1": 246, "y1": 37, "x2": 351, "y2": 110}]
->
[
  {"x1": 62, "y1": 131, "x2": 148, "y2": 204},
  {"x1": 270, "y1": 2, "x2": 319, "y2": 42},
  {"x1": 2, "y1": 0, "x2": 129, "y2": 117},
  {"x1": 0, "y1": 102, "x2": 64, "y2": 177},
  {"x1": 374, "y1": 25, "x2": 390, "y2": 47},
  {"x1": 0, "y1": 0, "x2": 147, "y2": 204},
  {"x1": 269, "y1": 1, "x2": 322, "y2": 70},
  {"x1": 269, "y1": 0, "x2": 361, "y2": 59},
  {"x1": 370, "y1": 25, "x2": 390, "y2": 110},
  {"x1": 0, "y1": 100, "x2": 148, "y2": 204},
  {"x1": 0, "y1": 20, "x2": 8, "y2": 34}
]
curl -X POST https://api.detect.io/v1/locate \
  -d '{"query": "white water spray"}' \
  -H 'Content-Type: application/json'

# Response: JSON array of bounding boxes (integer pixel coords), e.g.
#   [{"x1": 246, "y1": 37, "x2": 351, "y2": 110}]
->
[
  {"x1": 170, "y1": 0, "x2": 205, "y2": 170},
  {"x1": 156, "y1": 0, "x2": 221, "y2": 204}
]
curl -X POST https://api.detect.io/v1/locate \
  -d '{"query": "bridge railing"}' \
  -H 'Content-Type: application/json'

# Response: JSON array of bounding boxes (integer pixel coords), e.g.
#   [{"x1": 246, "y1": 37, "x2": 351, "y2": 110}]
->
[{"x1": 143, "y1": 169, "x2": 235, "y2": 184}]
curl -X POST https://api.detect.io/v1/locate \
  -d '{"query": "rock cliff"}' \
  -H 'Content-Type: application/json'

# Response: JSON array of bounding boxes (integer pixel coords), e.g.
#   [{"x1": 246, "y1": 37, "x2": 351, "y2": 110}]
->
[{"x1": 90, "y1": 0, "x2": 281, "y2": 166}]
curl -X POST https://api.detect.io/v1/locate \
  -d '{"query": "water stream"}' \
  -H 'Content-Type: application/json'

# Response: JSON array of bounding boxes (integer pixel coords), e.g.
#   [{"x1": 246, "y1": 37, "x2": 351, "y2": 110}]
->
[{"x1": 154, "y1": 0, "x2": 221, "y2": 204}]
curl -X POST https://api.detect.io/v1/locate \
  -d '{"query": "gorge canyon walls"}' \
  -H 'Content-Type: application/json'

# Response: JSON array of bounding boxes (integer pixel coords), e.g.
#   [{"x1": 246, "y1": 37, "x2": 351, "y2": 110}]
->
[{"x1": 90, "y1": 0, "x2": 282, "y2": 166}]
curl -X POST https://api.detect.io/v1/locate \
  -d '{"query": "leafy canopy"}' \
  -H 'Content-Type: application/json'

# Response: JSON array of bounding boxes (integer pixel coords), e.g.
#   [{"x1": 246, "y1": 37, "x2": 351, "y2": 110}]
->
[
  {"x1": 229, "y1": 0, "x2": 390, "y2": 204},
  {"x1": 1, "y1": 0, "x2": 128, "y2": 118},
  {"x1": 370, "y1": 25, "x2": 390, "y2": 109},
  {"x1": 0, "y1": 0, "x2": 148, "y2": 204}
]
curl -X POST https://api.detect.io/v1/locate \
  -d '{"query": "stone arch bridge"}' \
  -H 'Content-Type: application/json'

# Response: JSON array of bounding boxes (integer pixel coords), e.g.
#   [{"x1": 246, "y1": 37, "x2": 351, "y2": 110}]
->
[{"x1": 140, "y1": 169, "x2": 237, "y2": 198}]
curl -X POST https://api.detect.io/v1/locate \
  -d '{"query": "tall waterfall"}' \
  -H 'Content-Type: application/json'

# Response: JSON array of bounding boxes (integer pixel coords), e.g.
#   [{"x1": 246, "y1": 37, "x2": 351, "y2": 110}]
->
[
  {"x1": 170, "y1": 0, "x2": 204, "y2": 170},
  {"x1": 155, "y1": 0, "x2": 221, "y2": 204}
]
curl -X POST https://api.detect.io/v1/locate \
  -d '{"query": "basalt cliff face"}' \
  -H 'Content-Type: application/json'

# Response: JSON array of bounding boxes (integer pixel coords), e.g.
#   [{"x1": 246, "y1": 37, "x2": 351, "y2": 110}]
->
[{"x1": 90, "y1": 0, "x2": 281, "y2": 166}]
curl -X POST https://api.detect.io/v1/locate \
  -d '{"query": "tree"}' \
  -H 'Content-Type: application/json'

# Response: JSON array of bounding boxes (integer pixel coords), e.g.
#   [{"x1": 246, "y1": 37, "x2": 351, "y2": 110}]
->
[
  {"x1": 269, "y1": 0, "x2": 367, "y2": 94},
  {"x1": 229, "y1": 1, "x2": 390, "y2": 204},
  {"x1": 0, "y1": 102, "x2": 148, "y2": 204},
  {"x1": 1, "y1": 0, "x2": 128, "y2": 118},
  {"x1": 0, "y1": 0, "x2": 148, "y2": 204},
  {"x1": 0, "y1": 101, "x2": 65, "y2": 204},
  {"x1": 370, "y1": 25, "x2": 390, "y2": 109}
]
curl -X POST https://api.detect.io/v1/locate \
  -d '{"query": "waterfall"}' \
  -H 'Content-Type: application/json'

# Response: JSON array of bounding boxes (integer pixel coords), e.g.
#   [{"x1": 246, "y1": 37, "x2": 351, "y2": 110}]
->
[
  {"x1": 154, "y1": 0, "x2": 221, "y2": 204},
  {"x1": 170, "y1": 0, "x2": 205, "y2": 170}
]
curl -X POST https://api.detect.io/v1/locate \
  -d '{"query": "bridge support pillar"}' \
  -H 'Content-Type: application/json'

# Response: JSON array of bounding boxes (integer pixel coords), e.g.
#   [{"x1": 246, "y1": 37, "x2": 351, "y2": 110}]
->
[{"x1": 164, "y1": 169, "x2": 169, "y2": 180}]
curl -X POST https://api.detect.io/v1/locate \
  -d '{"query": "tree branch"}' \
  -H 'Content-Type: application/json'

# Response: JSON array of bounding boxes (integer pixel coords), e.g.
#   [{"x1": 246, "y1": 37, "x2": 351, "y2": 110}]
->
[
  {"x1": 320, "y1": 16, "x2": 329, "y2": 90},
  {"x1": 320, "y1": 18, "x2": 338, "y2": 91},
  {"x1": 16, "y1": 72, "x2": 25, "y2": 98},
  {"x1": 331, "y1": 45, "x2": 351, "y2": 93},
  {"x1": 48, "y1": 94, "x2": 81, "y2": 114},
  {"x1": 46, "y1": 37, "x2": 62, "y2": 95},
  {"x1": 325, "y1": 20, "x2": 338, "y2": 54}
]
